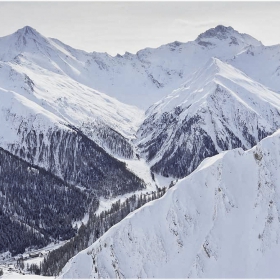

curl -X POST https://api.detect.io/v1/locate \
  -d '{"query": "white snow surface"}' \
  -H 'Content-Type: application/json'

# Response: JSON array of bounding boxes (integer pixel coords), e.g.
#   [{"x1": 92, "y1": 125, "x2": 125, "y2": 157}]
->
[
  {"x1": 137, "y1": 58, "x2": 280, "y2": 168},
  {"x1": 0, "y1": 25, "x2": 273, "y2": 110},
  {"x1": 2, "y1": 273, "x2": 52, "y2": 279},
  {"x1": 2, "y1": 24, "x2": 280, "y2": 278},
  {"x1": 0, "y1": 27, "x2": 144, "y2": 158},
  {"x1": 60, "y1": 129, "x2": 280, "y2": 278},
  {"x1": 228, "y1": 43, "x2": 280, "y2": 94}
]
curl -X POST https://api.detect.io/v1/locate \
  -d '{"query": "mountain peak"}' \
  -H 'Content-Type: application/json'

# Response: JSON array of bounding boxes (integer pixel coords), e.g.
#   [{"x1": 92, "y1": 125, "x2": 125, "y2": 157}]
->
[
  {"x1": 196, "y1": 25, "x2": 237, "y2": 41},
  {"x1": 148, "y1": 57, "x2": 280, "y2": 119},
  {"x1": 189, "y1": 57, "x2": 229, "y2": 83},
  {"x1": 0, "y1": 25, "x2": 52, "y2": 61},
  {"x1": 17, "y1": 26, "x2": 37, "y2": 35},
  {"x1": 15, "y1": 26, "x2": 42, "y2": 40},
  {"x1": 195, "y1": 25, "x2": 261, "y2": 47}
]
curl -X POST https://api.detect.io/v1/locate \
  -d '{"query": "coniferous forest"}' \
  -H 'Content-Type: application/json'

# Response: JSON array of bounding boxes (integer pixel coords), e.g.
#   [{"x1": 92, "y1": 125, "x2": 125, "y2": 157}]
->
[
  {"x1": 0, "y1": 147, "x2": 92, "y2": 255},
  {"x1": 0, "y1": 124, "x2": 146, "y2": 257},
  {"x1": 41, "y1": 188, "x2": 166, "y2": 276}
]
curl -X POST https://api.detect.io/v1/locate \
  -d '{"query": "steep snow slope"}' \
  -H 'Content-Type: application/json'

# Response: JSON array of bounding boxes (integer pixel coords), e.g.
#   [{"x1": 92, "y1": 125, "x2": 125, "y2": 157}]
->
[
  {"x1": 137, "y1": 58, "x2": 280, "y2": 178},
  {"x1": 60, "y1": 129, "x2": 280, "y2": 278},
  {"x1": 0, "y1": 88, "x2": 145, "y2": 197},
  {"x1": 0, "y1": 52, "x2": 147, "y2": 200},
  {"x1": 228, "y1": 43, "x2": 280, "y2": 93},
  {"x1": 0, "y1": 25, "x2": 264, "y2": 109},
  {"x1": 0, "y1": 26, "x2": 143, "y2": 134},
  {"x1": 0, "y1": 58, "x2": 143, "y2": 159}
]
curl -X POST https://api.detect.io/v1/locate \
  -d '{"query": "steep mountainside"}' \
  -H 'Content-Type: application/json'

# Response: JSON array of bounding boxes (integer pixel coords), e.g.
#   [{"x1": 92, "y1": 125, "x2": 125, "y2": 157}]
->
[
  {"x1": 0, "y1": 147, "x2": 92, "y2": 256},
  {"x1": 0, "y1": 25, "x2": 266, "y2": 109},
  {"x1": 0, "y1": 85, "x2": 145, "y2": 197},
  {"x1": 137, "y1": 58, "x2": 280, "y2": 178},
  {"x1": 0, "y1": 27, "x2": 147, "y2": 257},
  {"x1": 61, "y1": 129, "x2": 280, "y2": 278},
  {"x1": 228, "y1": 43, "x2": 280, "y2": 93},
  {"x1": 0, "y1": 24, "x2": 149, "y2": 198},
  {"x1": 0, "y1": 56, "x2": 143, "y2": 160}
]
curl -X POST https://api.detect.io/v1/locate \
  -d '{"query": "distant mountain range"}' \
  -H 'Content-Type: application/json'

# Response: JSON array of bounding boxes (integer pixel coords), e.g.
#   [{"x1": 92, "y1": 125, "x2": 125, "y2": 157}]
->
[{"x1": 1, "y1": 24, "x2": 280, "y2": 278}]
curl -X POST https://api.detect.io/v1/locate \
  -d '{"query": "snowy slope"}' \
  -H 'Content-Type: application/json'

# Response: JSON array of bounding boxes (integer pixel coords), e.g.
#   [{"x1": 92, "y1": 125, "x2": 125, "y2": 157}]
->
[
  {"x1": 0, "y1": 26, "x2": 149, "y2": 202},
  {"x1": 0, "y1": 28, "x2": 145, "y2": 159},
  {"x1": 0, "y1": 25, "x2": 266, "y2": 110},
  {"x1": 0, "y1": 84, "x2": 146, "y2": 193},
  {"x1": 228, "y1": 43, "x2": 280, "y2": 94},
  {"x1": 0, "y1": 29, "x2": 149, "y2": 263},
  {"x1": 60, "y1": 128, "x2": 280, "y2": 278},
  {"x1": 137, "y1": 58, "x2": 280, "y2": 178}
]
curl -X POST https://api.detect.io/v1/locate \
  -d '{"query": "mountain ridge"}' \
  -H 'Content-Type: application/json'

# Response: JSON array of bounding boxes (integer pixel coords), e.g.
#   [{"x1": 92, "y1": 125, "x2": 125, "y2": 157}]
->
[
  {"x1": 137, "y1": 58, "x2": 280, "y2": 178},
  {"x1": 0, "y1": 24, "x2": 270, "y2": 109},
  {"x1": 2, "y1": 24, "x2": 280, "y2": 278},
  {"x1": 60, "y1": 128, "x2": 280, "y2": 278}
]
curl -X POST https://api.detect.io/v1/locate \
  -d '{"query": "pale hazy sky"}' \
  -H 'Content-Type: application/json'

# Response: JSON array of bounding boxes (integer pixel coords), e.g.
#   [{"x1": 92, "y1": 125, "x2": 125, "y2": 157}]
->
[{"x1": 0, "y1": 1, "x2": 279, "y2": 55}]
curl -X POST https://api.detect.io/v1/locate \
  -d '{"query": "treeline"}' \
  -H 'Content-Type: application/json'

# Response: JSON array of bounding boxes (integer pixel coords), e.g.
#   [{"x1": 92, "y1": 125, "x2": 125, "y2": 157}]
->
[
  {"x1": 82, "y1": 122, "x2": 135, "y2": 159},
  {"x1": 10, "y1": 125, "x2": 145, "y2": 198},
  {"x1": 41, "y1": 187, "x2": 167, "y2": 276},
  {"x1": 0, "y1": 123, "x2": 146, "y2": 257},
  {"x1": 0, "y1": 148, "x2": 97, "y2": 256}
]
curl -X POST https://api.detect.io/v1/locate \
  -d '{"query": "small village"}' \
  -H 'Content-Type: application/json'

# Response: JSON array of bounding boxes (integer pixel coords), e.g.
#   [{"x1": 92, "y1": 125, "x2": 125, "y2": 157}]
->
[{"x1": 0, "y1": 241, "x2": 67, "y2": 277}]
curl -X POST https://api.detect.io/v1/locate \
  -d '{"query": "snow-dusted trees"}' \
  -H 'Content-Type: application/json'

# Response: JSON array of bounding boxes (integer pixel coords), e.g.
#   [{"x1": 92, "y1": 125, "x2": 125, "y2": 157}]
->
[
  {"x1": 0, "y1": 148, "x2": 92, "y2": 255},
  {"x1": 10, "y1": 126, "x2": 146, "y2": 197},
  {"x1": 41, "y1": 187, "x2": 167, "y2": 276},
  {"x1": 0, "y1": 125, "x2": 146, "y2": 256}
]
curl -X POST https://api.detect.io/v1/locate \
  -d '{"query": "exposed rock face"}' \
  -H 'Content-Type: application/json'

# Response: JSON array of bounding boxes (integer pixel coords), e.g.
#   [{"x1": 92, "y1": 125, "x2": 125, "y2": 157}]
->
[{"x1": 137, "y1": 58, "x2": 280, "y2": 178}]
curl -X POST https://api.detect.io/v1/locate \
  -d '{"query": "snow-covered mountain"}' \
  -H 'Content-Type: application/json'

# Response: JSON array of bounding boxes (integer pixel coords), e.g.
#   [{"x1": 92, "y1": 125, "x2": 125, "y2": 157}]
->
[
  {"x1": 2, "y1": 24, "x2": 280, "y2": 277},
  {"x1": 0, "y1": 26, "x2": 149, "y2": 257},
  {"x1": 61, "y1": 128, "x2": 280, "y2": 278},
  {"x1": 0, "y1": 25, "x2": 268, "y2": 110},
  {"x1": 0, "y1": 26, "x2": 142, "y2": 138},
  {"x1": 0, "y1": 25, "x2": 150, "y2": 193},
  {"x1": 228, "y1": 43, "x2": 280, "y2": 94},
  {"x1": 137, "y1": 58, "x2": 280, "y2": 178},
  {"x1": 0, "y1": 59, "x2": 147, "y2": 193}
]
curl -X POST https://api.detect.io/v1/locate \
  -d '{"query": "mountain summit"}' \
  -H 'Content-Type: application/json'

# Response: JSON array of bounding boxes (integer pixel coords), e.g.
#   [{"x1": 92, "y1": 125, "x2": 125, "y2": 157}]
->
[
  {"x1": 137, "y1": 58, "x2": 280, "y2": 178},
  {"x1": 16, "y1": 26, "x2": 40, "y2": 37},
  {"x1": 196, "y1": 25, "x2": 262, "y2": 48},
  {"x1": 197, "y1": 25, "x2": 237, "y2": 40},
  {"x1": 0, "y1": 25, "x2": 52, "y2": 61}
]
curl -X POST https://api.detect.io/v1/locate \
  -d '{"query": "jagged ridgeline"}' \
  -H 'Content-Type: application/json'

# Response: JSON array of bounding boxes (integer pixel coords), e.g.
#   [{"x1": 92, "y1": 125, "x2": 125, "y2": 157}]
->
[
  {"x1": 8, "y1": 125, "x2": 145, "y2": 197},
  {"x1": 0, "y1": 147, "x2": 94, "y2": 256},
  {"x1": 137, "y1": 59, "x2": 280, "y2": 179}
]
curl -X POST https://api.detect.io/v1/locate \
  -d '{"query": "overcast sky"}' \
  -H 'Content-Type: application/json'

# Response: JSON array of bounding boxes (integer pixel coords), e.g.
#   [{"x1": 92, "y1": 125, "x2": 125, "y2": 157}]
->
[{"x1": 0, "y1": 1, "x2": 279, "y2": 55}]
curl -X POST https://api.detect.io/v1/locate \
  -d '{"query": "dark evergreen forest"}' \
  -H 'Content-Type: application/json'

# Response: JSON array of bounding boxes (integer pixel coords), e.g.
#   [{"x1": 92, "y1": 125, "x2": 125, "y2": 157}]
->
[
  {"x1": 40, "y1": 188, "x2": 166, "y2": 276},
  {"x1": 0, "y1": 147, "x2": 94, "y2": 256},
  {"x1": 9, "y1": 125, "x2": 145, "y2": 197},
  {"x1": 0, "y1": 125, "x2": 146, "y2": 257}
]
